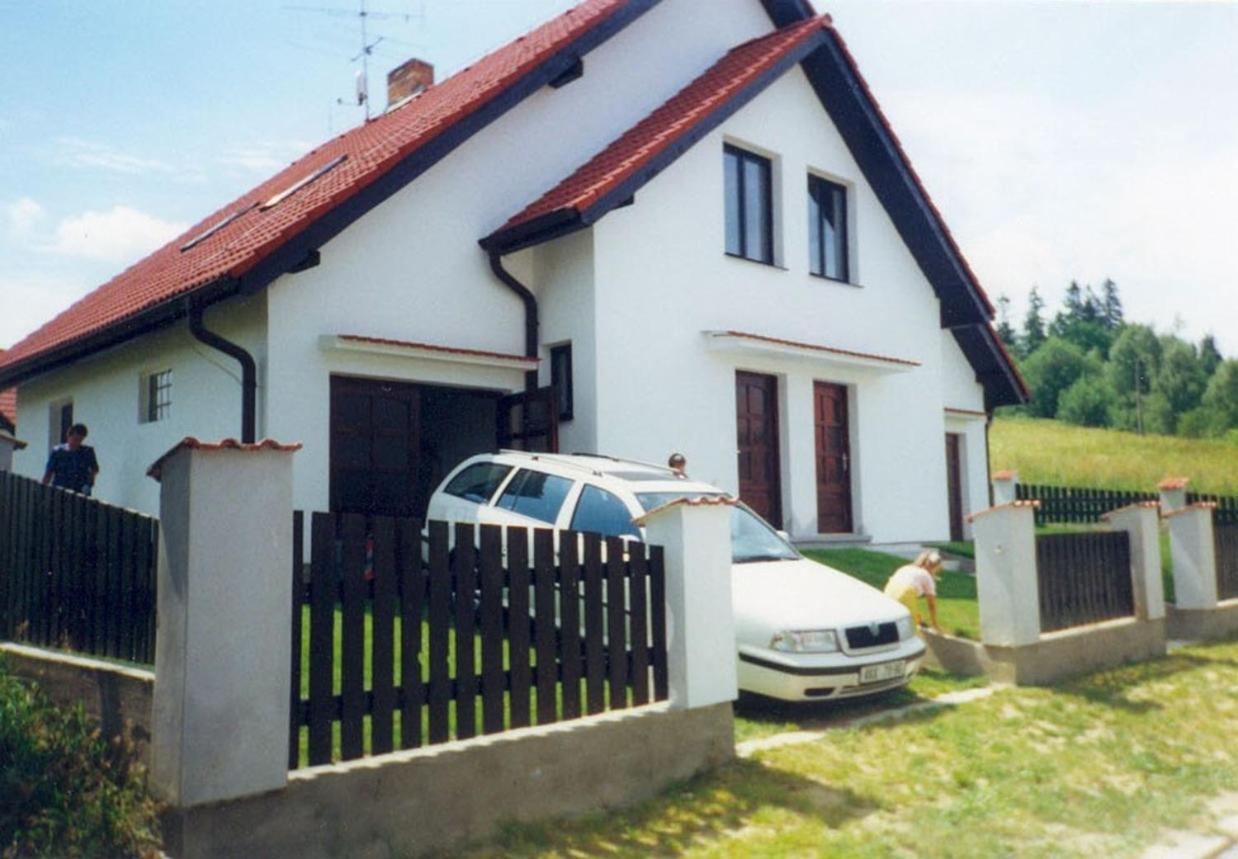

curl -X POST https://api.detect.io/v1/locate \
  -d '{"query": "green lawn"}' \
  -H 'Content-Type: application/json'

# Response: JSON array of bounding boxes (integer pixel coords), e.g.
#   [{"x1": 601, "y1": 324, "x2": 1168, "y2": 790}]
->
[
  {"x1": 463, "y1": 636, "x2": 1238, "y2": 859},
  {"x1": 990, "y1": 416, "x2": 1238, "y2": 494}
]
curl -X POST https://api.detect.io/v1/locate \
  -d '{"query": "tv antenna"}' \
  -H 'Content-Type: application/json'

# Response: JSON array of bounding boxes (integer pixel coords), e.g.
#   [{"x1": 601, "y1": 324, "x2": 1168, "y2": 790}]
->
[{"x1": 284, "y1": 1, "x2": 426, "y2": 120}]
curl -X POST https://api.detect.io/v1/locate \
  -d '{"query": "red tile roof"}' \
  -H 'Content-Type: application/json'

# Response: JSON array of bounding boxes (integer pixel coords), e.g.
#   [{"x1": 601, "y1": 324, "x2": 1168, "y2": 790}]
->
[
  {"x1": 0, "y1": 0, "x2": 642, "y2": 383},
  {"x1": 147, "y1": 437, "x2": 304, "y2": 481},
  {"x1": 494, "y1": 16, "x2": 830, "y2": 237}
]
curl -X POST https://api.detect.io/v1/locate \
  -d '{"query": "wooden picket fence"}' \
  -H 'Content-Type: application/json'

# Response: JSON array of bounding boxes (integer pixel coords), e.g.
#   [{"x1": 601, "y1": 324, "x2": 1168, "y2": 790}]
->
[
  {"x1": 0, "y1": 471, "x2": 158, "y2": 664},
  {"x1": 289, "y1": 511, "x2": 668, "y2": 769},
  {"x1": 1216, "y1": 525, "x2": 1238, "y2": 602},
  {"x1": 1015, "y1": 482, "x2": 1238, "y2": 526},
  {"x1": 1035, "y1": 531, "x2": 1134, "y2": 632}
]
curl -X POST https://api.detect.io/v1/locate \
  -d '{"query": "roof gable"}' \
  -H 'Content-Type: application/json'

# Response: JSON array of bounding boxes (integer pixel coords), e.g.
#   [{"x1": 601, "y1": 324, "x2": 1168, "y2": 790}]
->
[{"x1": 0, "y1": 0, "x2": 661, "y2": 389}]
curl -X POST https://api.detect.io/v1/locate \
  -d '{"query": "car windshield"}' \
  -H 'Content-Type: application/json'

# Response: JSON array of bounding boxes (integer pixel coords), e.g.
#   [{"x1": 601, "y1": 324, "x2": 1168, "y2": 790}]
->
[{"x1": 634, "y1": 492, "x2": 799, "y2": 564}]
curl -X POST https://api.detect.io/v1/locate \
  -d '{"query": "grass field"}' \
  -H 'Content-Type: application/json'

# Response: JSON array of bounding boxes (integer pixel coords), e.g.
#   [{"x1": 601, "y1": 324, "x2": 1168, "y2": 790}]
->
[
  {"x1": 990, "y1": 416, "x2": 1238, "y2": 494},
  {"x1": 467, "y1": 637, "x2": 1238, "y2": 859}
]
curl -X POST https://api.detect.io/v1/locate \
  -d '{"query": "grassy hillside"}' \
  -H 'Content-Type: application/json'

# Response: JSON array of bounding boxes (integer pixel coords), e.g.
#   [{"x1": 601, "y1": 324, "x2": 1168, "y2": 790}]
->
[{"x1": 990, "y1": 416, "x2": 1238, "y2": 495}]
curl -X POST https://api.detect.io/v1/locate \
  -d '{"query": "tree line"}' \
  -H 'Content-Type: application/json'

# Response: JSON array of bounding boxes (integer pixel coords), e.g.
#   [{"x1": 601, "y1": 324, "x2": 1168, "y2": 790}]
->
[{"x1": 994, "y1": 280, "x2": 1237, "y2": 439}]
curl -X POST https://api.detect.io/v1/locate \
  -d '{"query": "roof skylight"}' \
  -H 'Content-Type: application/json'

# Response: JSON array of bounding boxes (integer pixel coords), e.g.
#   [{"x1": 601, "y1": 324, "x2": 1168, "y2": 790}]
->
[
  {"x1": 259, "y1": 154, "x2": 349, "y2": 211},
  {"x1": 179, "y1": 203, "x2": 256, "y2": 253}
]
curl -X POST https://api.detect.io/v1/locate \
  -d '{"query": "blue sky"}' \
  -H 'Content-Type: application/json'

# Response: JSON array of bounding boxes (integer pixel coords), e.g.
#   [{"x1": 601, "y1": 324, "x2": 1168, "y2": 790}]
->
[{"x1": 2, "y1": 0, "x2": 1235, "y2": 353}]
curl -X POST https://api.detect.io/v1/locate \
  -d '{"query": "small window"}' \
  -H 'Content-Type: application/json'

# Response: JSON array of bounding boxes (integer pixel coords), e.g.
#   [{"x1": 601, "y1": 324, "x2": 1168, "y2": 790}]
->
[
  {"x1": 724, "y1": 145, "x2": 773, "y2": 264},
  {"x1": 141, "y1": 369, "x2": 172, "y2": 423},
  {"x1": 496, "y1": 469, "x2": 573, "y2": 525},
  {"x1": 570, "y1": 484, "x2": 640, "y2": 539},
  {"x1": 808, "y1": 175, "x2": 849, "y2": 281},
  {"x1": 444, "y1": 462, "x2": 512, "y2": 504},
  {"x1": 550, "y1": 343, "x2": 573, "y2": 421}
]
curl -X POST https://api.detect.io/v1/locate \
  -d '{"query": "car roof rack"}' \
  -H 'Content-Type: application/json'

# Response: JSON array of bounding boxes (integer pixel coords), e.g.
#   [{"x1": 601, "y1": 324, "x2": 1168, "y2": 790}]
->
[{"x1": 568, "y1": 451, "x2": 677, "y2": 475}]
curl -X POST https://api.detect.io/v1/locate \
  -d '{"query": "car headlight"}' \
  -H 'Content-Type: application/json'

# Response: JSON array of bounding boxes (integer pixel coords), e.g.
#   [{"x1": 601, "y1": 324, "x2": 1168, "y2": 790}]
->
[
  {"x1": 896, "y1": 616, "x2": 916, "y2": 641},
  {"x1": 770, "y1": 629, "x2": 838, "y2": 653}
]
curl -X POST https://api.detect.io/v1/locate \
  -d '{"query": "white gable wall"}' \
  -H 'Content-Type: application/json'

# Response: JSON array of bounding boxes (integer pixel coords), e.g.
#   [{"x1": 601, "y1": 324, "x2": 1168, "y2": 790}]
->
[
  {"x1": 10, "y1": 295, "x2": 267, "y2": 515},
  {"x1": 574, "y1": 64, "x2": 987, "y2": 542},
  {"x1": 263, "y1": 0, "x2": 778, "y2": 514}
]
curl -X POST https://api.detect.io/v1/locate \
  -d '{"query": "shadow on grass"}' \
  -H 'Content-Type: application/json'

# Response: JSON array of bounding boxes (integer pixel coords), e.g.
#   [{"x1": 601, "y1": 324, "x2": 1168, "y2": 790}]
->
[
  {"x1": 480, "y1": 757, "x2": 878, "y2": 857},
  {"x1": 1051, "y1": 649, "x2": 1238, "y2": 713}
]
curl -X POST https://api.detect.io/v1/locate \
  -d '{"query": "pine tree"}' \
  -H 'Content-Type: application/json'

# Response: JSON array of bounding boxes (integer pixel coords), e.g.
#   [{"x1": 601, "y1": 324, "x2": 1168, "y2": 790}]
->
[
  {"x1": 1200, "y1": 335, "x2": 1223, "y2": 378},
  {"x1": 1100, "y1": 279, "x2": 1124, "y2": 330},
  {"x1": 1023, "y1": 287, "x2": 1047, "y2": 354},
  {"x1": 996, "y1": 294, "x2": 1020, "y2": 356}
]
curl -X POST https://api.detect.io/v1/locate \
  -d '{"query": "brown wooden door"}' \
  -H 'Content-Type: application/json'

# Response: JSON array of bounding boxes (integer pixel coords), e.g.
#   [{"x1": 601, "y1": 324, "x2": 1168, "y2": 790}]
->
[
  {"x1": 814, "y1": 381, "x2": 853, "y2": 534},
  {"x1": 736, "y1": 371, "x2": 782, "y2": 528},
  {"x1": 945, "y1": 432, "x2": 964, "y2": 541},
  {"x1": 330, "y1": 377, "x2": 420, "y2": 517},
  {"x1": 497, "y1": 386, "x2": 559, "y2": 453}
]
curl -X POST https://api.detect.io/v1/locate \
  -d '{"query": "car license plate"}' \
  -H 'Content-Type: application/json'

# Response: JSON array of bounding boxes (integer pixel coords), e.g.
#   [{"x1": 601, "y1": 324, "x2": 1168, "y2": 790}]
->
[{"x1": 860, "y1": 660, "x2": 905, "y2": 684}]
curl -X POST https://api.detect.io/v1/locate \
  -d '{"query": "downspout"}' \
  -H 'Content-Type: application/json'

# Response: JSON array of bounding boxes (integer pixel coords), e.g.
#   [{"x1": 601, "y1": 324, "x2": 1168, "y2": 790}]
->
[
  {"x1": 487, "y1": 251, "x2": 539, "y2": 392},
  {"x1": 186, "y1": 300, "x2": 257, "y2": 443}
]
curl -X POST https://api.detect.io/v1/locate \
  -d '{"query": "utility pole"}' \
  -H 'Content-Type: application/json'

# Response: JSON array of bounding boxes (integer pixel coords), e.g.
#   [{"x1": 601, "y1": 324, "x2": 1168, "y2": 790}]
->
[{"x1": 1134, "y1": 356, "x2": 1143, "y2": 436}]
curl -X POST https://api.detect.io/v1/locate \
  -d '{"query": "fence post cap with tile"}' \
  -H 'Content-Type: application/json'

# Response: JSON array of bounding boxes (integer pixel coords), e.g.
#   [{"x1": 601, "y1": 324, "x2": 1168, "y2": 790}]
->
[
  {"x1": 1165, "y1": 500, "x2": 1219, "y2": 610},
  {"x1": 635, "y1": 495, "x2": 739, "y2": 711},
  {"x1": 148, "y1": 437, "x2": 300, "y2": 808},
  {"x1": 1157, "y1": 476, "x2": 1190, "y2": 513},
  {"x1": 990, "y1": 470, "x2": 1019, "y2": 506},
  {"x1": 967, "y1": 500, "x2": 1041, "y2": 647}
]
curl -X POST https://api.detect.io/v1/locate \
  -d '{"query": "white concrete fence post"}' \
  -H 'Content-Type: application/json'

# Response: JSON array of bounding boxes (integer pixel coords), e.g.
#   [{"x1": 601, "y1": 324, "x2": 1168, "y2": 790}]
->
[
  {"x1": 147, "y1": 438, "x2": 300, "y2": 808},
  {"x1": 1166, "y1": 502, "x2": 1219, "y2": 611},
  {"x1": 0, "y1": 429, "x2": 26, "y2": 473},
  {"x1": 1102, "y1": 502, "x2": 1164, "y2": 621},
  {"x1": 1158, "y1": 477, "x2": 1190, "y2": 515},
  {"x1": 636, "y1": 497, "x2": 738, "y2": 710},
  {"x1": 991, "y1": 470, "x2": 1019, "y2": 507},
  {"x1": 969, "y1": 500, "x2": 1041, "y2": 647}
]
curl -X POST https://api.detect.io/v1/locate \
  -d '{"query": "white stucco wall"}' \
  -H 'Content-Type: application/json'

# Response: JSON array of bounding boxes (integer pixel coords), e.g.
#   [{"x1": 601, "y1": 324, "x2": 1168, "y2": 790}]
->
[
  {"x1": 11, "y1": 295, "x2": 267, "y2": 515},
  {"x1": 566, "y1": 65, "x2": 989, "y2": 542}
]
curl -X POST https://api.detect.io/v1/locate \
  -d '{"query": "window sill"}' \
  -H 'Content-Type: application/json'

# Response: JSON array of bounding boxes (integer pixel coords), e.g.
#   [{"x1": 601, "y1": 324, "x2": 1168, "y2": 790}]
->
[
  {"x1": 724, "y1": 252, "x2": 787, "y2": 272},
  {"x1": 809, "y1": 272, "x2": 861, "y2": 288}
]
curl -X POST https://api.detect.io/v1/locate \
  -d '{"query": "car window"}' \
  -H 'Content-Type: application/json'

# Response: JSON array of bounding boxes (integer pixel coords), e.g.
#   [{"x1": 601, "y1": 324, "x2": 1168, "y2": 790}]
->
[
  {"x1": 443, "y1": 462, "x2": 512, "y2": 504},
  {"x1": 496, "y1": 469, "x2": 573, "y2": 525},
  {"x1": 730, "y1": 504, "x2": 798, "y2": 563},
  {"x1": 570, "y1": 484, "x2": 640, "y2": 539}
]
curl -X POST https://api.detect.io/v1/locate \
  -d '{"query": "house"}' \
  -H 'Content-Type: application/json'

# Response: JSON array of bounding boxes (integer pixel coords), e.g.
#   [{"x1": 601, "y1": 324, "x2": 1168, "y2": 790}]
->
[{"x1": 0, "y1": 0, "x2": 1026, "y2": 544}]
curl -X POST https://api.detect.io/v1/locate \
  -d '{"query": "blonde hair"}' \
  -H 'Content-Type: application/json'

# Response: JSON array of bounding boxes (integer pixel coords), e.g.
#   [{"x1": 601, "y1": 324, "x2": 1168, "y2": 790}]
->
[{"x1": 914, "y1": 549, "x2": 943, "y2": 574}]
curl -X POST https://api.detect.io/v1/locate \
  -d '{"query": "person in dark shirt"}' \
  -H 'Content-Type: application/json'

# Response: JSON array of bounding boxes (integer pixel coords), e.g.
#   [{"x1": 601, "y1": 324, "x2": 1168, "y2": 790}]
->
[{"x1": 43, "y1": 423, "x2": 100, "y2": 495}]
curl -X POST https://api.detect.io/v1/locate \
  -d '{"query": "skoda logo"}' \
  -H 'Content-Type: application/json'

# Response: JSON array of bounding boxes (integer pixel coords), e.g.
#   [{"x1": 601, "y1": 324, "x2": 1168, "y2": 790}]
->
[{"x1": 868, "y1": 622, "x2": 880, "y2": 637}]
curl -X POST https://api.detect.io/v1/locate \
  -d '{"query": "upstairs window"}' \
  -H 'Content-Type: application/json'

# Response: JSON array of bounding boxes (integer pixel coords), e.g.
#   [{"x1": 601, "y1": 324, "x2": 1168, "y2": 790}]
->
[
  {"x1": 141, "y1": 369, "x2": 172, "y2": 423},
  {"x1": 724, "y1": 145, "x2": 773, "y2": 264},
  {"x1": 808, "y1": 175, "x2": 849, "y2": 282}
]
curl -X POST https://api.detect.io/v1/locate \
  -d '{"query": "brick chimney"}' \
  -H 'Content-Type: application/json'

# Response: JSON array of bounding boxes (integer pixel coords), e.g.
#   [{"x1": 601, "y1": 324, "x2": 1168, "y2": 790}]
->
[{"x1": 387, "y1": 59, "x2": 434, "y2": 109}]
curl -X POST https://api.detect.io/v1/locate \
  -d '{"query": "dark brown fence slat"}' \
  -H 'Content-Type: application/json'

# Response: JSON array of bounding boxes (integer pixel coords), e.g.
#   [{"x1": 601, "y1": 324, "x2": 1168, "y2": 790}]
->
[
  {"x1": 605, "y1": 536, "x2": 627, "y2": 710},
  {"x1": 307, "y1": 512, "x2": 336, "y2": 765},
  {"x1": 628, "y1": 542, "x2": 650, "y2": 706},
  {"x1": 453, "y1": 523, "x2": 478, "y2": 740},
  {"x1": 398, "y1": 517, "x2": 425, "y2": 750},
  {"x1": 478, "y1": 524, "x2": 504, "y2": 735},
  {"x1": 649, "y1": 545, "x2": 669, "y2": 702},
  {"x1": 506, "y1": 527, "x2": 531, "y2": 730},
  {"x1": 1036, "y1": 531, "x2": 1134, "y2": 632},
  {"x1": 104, "y1": 504, "x2": 123, "y2": 657},
  {"x1": 582, "y1": 532, "x2": 605, "y2": 715},
  {"x1": 370, "y1": 516, "x2": 397, "y2": 755},
  {"x1": 119, "y1": 512, "x2": 138, "y2": 660},
  {"x1": 339, "y1": 514, "x2": 367, "y2": 761},
  {"x1": 1216, "y1": 525, "x2": 1238, "y2": 601},
  {"x1": 533, "y1": 528, "x2": 557, "y2": 725},
  {"x1": 558, "y1": 534, "x2": 582, "y2": 721},
  {"x1": 289, "y1": 511, "x2": 304, "y2": 769},
  {"x1": 427, "y1": 521, "x2": 451, "y2": 744}
]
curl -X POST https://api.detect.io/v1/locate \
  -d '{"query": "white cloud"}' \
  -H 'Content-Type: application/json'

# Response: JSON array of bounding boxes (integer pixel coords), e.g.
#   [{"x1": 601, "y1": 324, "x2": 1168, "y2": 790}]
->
[
  {"x1": 53, "y1": 136, "x2": 175, "y2": 175},
  {"x1": 217, "y1": 140, "x2": 313, "y2": 174},
  {"x1": 4, "y1": 197, "x2": 45, "y2": 238},
  {"x1": 0, "y1": 273, "x2": 92, "y2": 348},
  {"x1": 48, "y1": 206, "x2": 186, "y2": 263}
]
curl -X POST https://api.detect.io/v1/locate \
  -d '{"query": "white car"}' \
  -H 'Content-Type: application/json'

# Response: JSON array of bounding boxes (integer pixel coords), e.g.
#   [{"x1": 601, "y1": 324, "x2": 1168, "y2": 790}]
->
[{"x1": 426, "y1": 451, "x2": 926, "y2": 701}]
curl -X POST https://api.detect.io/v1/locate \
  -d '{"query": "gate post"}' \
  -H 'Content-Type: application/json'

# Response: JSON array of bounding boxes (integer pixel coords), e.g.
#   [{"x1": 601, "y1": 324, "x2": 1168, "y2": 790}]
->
[
  {"x1": 1166, "y1": 502, "x2": 1218, "y2": 610},
  {"x1": 969, "y1": 501, "x2": 1040, "y2": 647},
  {"x1": 147, "y1": 438, "x2": 300, "y2": 807},
  {"x1": 1158, "y1": 477, "x2": 1189, "y2": 515},
  {"x1": 637, "y1": 497, "x2": 737, "y2": 710},
  {"x1": 1103, "y1": 502, "x2": 1164, "y2": 620},
  {"x1": 991, "y1": 470, "x2": 1019, "y2": 507}
]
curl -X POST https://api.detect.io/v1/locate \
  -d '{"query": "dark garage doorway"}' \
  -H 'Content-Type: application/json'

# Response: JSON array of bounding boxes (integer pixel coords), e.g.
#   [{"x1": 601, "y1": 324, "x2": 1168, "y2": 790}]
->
[{"x1": 330, "y1": 376, "x2": 502, "y2": 519}]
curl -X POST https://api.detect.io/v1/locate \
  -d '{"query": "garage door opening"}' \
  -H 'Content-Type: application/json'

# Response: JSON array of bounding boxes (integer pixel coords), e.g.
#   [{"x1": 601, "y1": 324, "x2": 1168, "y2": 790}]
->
[{"x1": 330, "y1": 376, "x2": 503, "y2": 519}]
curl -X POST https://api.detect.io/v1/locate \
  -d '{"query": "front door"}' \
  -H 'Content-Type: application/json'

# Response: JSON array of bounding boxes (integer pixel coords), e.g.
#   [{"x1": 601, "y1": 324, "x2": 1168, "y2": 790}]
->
[
  {"x1": 945, "y1": 432, "x2": 964, "y2": 541},
  {"x1": 330, "y1": 376, "x2": 420, "y2": 517},
  {"x1": 814, "y1": 381, "x2": 853, "y2": 534},
  {"x1": 736, "y1": 371, "x2": 783, "y2": 528}
]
